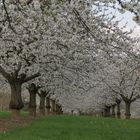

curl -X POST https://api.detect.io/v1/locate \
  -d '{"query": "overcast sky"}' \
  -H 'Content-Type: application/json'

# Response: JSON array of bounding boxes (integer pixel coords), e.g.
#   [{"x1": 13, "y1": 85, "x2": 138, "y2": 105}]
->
[
  {"x1": 113, "y1": 9, "x2": 140, "y2": 37},
  {"x1": 93, "y1": 2, "x2": 140, "y2": 37}
]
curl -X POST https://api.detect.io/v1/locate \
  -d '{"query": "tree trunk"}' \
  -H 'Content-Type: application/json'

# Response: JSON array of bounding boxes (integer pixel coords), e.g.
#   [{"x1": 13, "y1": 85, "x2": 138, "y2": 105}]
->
[
  {"x1": 55, "y1": 104, "x2": 60, "y2": 114},
  {"x1": 106, "y1": 106, "x2": 111, "y2": 117},
  {"x1": 51, "y1": 100, "x2": 55, "y2": 115},
  {"x1": 57, "y1": 105, "x2": 63, "y2": 114},
  {"x1": 29, "y1": 108, "x2": 36, "y2": 117},
  {"x1": 40, "y1": 108, "x2": 45, "y2": 116},
  {"x1": 104, "y1": 108, "x2": 108, "y2": 117},
  {"x1": 46, "y1": 97, "x2": 51, "y2": 115},
  {"x1": 11, "y1": 109, "x2": 21, "y2": 118},
  {"x1": 125, "y1": 101, "x2": 131, "y2": 119},
  {"x1": 29, "y1": 92, "x2": 37, "y2": 117},
  {"x1": 9, "y1": 82, "x2": 23, "y2": 117},
  {"x1": 111, "y1": 105, "x2": 116, "y2": 118},
  {"x1": 116, "y1": 102, "x2": 121, "y2": 119},
  {"x1": 28, "y1": 83, "x2": 41, "y2": 117},
  {"x1": 101, "y1": 111, "x2": 104, "y2": 117},
  {"x1": 39, "y1": 97, "x2": 45, "y2": 116},
  {"x1": 56, "y1": 104, "x2": 62, "y2": 115}
]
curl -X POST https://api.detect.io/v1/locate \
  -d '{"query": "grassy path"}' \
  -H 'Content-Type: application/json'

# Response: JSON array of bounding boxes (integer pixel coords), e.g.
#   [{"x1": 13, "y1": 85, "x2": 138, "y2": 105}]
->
[{"x1": 0, "y1": 115, "x2": 140, "y2": 140}]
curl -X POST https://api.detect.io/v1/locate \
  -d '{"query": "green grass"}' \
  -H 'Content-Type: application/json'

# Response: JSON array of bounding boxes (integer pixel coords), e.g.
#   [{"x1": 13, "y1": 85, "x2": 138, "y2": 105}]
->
[
  {"x1": 0, "y1": 111, "x2": 28, "y2": 118},
  {"x1": 0, "y1": 114, "x2": 140, "y2": 140},
  {"x1": 0, "y1": 111, "x2": 11, "y2": 118}
]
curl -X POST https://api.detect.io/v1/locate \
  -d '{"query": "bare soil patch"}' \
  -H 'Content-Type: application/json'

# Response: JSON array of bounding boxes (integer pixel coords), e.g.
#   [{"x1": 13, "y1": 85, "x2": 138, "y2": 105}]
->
[{"x1": 0, "y1": 116, "x2": 34, "y2": 132}]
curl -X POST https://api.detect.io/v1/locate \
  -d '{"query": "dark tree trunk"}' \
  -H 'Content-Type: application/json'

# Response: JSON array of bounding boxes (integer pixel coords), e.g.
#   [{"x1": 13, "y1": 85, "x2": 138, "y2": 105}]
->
[
  {"x1": 101, "y1": 111, "x2": 104, "y2": 117},
  {"x1": 46, "y1": 97, "x2": 51, "y2": 115},
  {"x1": 0, "y1": 65, "x2": 40, "y2": 118},
  {"x1": 55, "y1": 104, "x2": 60, "y2": 114},
  {"x1": 115, "y1": 98, "x2": 121, "y2": 119},
  {"x1": 29, "y1": 108, "x2": 36, "y2": 117},
  {"x1": 125, "y1": 101, "x2": 131, "y2": 119},
  {"x1": 104, "y1": 108, "x2": 108, "y2": 117},
  {"x1": 29, "y1": 93, "x2": 36, "y2": 117},
  {"x1": 55, "y1": 104, "x2": 62, "y2": 115},
  {"x1": 59, "y1": 106, "x2": 63, "y2": 114},
  {"x1": 51, "y1": 99, "x2": 56, "y2": 115},
  {"x1": 29, "y1": 93, "x2": 36, "y2": 107},
  {"x1": 39, "y1": 97, "x2": 45, "y2": 116},
  {"x1": 120, "y1": 92, "x2": 140, "y2": 119},
  {"x1": 27, "y1": 83, "x2": 40, "y2": 117},
  {"x1": 38, "y1": 90, "x2": 48, "y2": 116},
  {"x1": 57, "y1": 105, "x2": 63, "y2": 114},
  {"x1": 116, "y1": 102, "x2": 121, "y2": 119},
  {"x1": 111, "y1": 105, "x2": 116, "y2": 118},
  {"x1": 9, "y1": 82, "x2": 23, "y2": 117},
  {"x1": 106, "y1": 106, "x2": 111, "y2": 117}
]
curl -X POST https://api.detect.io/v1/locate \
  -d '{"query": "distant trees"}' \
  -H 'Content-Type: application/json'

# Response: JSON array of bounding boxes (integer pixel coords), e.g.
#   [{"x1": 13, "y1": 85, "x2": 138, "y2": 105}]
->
[
  {"x1": 27, "y1": 83, "x2": 41, "y2": 117},
  {"x1": 38, "y1": 90, "x2": 49, "y2": 116},
  {"x1": 46, "y1": 96, "x2": 51, "y2": 115},
  {"x1": 98, "y1": 58, "x2": 140, "y2": 119},
  {"x1": 115, "y1": 98, "x2": 122, "y2": 119}
]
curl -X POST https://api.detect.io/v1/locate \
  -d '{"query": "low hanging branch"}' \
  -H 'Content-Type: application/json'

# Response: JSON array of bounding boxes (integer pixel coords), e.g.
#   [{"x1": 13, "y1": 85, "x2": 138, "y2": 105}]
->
[
  {"x1": 1, "y1": 0, "x2": 24, "y2": 34},
  {"x1": 23, "y1": 72, "x2": 41, "y2": 83},
  {"x1": 15, "y1": 63, "x2": 22, "y2": 77},
  {"x1": 117, "y1": 0, "x2": 139, "y2": 21},
  {"x1": 72, "y1": 8, "x2": 96, "y2": 38},
  {"x1": 0, "y1": 65, "x2": 10, "y2": 80}
]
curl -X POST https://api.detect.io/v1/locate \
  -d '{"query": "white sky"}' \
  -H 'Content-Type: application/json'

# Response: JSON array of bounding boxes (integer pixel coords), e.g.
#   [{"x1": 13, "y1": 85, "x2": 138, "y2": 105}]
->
[
  {"x1": 93, "y1": 2, "x2": 140, "y2": 37},
  {"x1": 112, "y1": 9, "x2": 140, "y2": 37}
]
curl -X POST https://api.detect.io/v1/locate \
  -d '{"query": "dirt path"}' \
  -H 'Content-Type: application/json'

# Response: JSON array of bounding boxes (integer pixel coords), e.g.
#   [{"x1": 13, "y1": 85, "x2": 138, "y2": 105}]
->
[{"x1": 0, "y1": 117, "x2": 33, "y2": 132}]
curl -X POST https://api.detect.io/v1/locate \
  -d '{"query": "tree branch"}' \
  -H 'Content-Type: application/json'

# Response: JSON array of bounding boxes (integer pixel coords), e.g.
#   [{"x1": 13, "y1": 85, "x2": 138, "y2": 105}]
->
[
  {"x1": 23, "y1": 72, "x2": 40, "y2": 83},
  {"x1": 130, "y1": 76, "x2": 139, "y2": 100},
  {"x1": 119, "y1": 93, "x2": 128, "y2": 102},
  {"x1": 0, "y1": 65, "x2": 10, "y2": 80},
  {"x1": 131, "y1": 95, "x2": 140, "y2": 103},
  {"x1": 27, "y1": 0, "x2": 33, "y2": 5},
  {"x1": 2, "y1": 0, "x2": 17, "y2": 33},
  {"x1": 15, "y1": 63, "x2": 22, "y2": 76},
  {"x1": 115, "y1": 98, "x2": 121, "y2": 104}
]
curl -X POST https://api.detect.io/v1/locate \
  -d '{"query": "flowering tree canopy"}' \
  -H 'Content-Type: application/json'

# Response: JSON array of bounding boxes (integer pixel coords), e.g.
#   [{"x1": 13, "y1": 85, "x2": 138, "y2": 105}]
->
[{"x1": 0, "y1": 0, "x2": 139, "y2": 117}]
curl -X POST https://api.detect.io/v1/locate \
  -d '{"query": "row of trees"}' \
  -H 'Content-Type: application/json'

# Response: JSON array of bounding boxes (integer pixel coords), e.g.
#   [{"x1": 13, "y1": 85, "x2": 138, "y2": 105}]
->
[
  {"x1": 0, "y1": 0, "x2": 139, "y2": 119},
  {"x1": 27, "y1": 83, "x2": 63, "y2": 117}
]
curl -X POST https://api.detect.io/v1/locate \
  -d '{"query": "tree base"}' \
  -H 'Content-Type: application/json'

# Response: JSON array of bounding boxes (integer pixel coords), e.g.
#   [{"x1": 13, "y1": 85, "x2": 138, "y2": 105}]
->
[
  {"x1": 111, "y1": 114, "x2": 115, "y2": 118},
  {"x1": 117, "y1": 113, "x2": 121, "y2": 119},
  {"x1": 46, "y1": 109, "x2": 50, "y2": 116},
  {"x1": 39, "y1": 109, "x2": 45, "y2": 116},
  {"x1": 11, "y1": 109, "x2": 21, "y2": 118},
  {"x1": 125, "y1": 114, "x2": 131, "y2": 119},
  {"x1": 29, "y1": 108, "x2": 36, "y2": 117},
  {"x1": 50, "y1": 111, "x2": 56, "y2": 115}
]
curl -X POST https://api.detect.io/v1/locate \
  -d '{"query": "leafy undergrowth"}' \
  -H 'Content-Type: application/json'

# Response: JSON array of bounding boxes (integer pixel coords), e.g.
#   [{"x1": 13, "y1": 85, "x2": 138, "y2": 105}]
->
[{"x1": 0, "y1": 114, "x2": 140, "y2": 140}]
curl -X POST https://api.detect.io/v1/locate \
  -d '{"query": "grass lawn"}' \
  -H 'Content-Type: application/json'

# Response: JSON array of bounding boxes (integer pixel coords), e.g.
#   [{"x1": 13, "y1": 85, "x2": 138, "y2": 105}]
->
[
  {"x1": 0, "y1": 113, "x2": 140, "y2": 140},
  {"x1": 0, "y1": 111, "x2": 28, "y2": 118}
]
